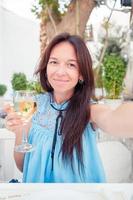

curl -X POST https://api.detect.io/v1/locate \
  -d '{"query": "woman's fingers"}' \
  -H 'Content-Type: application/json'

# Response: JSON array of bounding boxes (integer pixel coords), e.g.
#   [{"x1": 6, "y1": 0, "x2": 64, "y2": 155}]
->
[
  {"x1": 6, "y1": 118, "x2": 21, "y2": 126},
  {"x1": 5, "y1": 112, "x2": 23, "y2": 131},
  {"x1": 6, "y1": 123, "x2": 22, "y2": 132},
  {"x1": 6, "y1": 112, "x2": 22, "y2": 122},
  {"x1": 3, "y1": 103, "x2": 14, "y2": 113}
]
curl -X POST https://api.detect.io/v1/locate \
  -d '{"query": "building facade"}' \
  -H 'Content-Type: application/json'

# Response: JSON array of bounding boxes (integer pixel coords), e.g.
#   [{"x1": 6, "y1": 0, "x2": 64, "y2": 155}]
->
[{"x1": 0, "y1": 3, "x2": 40, "y2": 99}]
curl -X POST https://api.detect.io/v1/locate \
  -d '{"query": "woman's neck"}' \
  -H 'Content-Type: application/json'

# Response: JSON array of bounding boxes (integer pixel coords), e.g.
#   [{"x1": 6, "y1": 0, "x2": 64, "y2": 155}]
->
[{"x1": 53, "y1": 91, "x2": 73, "y2": 104}]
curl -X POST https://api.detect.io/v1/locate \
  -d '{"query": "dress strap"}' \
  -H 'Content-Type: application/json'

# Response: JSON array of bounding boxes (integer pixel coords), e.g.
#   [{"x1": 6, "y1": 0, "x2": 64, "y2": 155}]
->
[
  {"x1": 50, "y1": 95, "x2": 69, "y2": 171},
  {"x1": 51, "y1": 110, "x2": 63, "y2": 171}
]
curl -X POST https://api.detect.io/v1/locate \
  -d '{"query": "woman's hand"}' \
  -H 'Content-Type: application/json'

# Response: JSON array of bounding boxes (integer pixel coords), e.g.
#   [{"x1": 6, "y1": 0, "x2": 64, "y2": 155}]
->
[
  {"x1": 5, "y1": 107, "x2": 31, "y2": 172},
  {"x1": 5, "y1": 112, "x2": 23, "y2": 133},
  {"x1": 5, "y1": 112, "x2": 25, "y2": 172}
]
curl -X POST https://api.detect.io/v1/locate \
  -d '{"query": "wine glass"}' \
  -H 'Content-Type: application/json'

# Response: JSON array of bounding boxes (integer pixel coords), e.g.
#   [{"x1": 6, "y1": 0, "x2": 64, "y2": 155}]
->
[{"x1": 13, "y1": 90, "x2": 36, "y2": 153}]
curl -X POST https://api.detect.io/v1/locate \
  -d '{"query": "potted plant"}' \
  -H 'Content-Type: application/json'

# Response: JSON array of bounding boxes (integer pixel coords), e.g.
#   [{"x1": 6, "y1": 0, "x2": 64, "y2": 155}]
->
[
  {"x1": 0, "y1": 84, "x2": 7, "y2": 112},
  {"x1": 11, "y1": 72, "x2": 28, "y2": 104},
  {"x1": 0, "y1": 84, "x2": 7, "y2": 97},
  {"x1": 11, "y1": 72, "x2": 27, "y2": 91},
  {"x1": 102, "y1": 53, "x2": 126, "y2": 99},
  {"x1": 27, "y1": 80, "x2": 44, "y2": 94}
]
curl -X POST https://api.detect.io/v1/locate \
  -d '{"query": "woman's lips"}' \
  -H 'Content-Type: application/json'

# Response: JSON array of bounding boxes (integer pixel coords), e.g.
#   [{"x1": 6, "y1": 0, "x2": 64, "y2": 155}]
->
[{"x1": 53, "y1": 79, "x2": 68, "y2": 83}]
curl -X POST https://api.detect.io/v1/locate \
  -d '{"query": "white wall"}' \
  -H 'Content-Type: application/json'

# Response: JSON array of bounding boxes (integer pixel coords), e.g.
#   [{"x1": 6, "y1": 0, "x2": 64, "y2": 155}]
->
[
  {"x1": 0, "y1": 6, "x2": 3, "y2": 69},
  {"x1": 0, "y1": 5, "x2": 40, "y2": 99}
]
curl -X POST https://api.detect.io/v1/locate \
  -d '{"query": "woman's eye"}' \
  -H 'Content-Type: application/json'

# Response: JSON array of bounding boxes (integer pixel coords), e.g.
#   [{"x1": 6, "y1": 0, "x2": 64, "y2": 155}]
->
[
  {"x1": 48, "y1": 61, "x2": 57, "y2": 65},
  {"x1": 68, "y1": 63, "x2": 77, "y2": 68}
]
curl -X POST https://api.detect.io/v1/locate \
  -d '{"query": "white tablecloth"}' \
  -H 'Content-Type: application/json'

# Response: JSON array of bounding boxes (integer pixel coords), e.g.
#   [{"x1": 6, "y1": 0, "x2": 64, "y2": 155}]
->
[
  {"x1": 0, "y1": 128, "x2": 15, "y2": 140},
  {"x1": 0, "y1": 184, "x2": 133, "y2": 200},
  {"x1": 0, "y1": 129, "x2": 22, "y2": 182}
]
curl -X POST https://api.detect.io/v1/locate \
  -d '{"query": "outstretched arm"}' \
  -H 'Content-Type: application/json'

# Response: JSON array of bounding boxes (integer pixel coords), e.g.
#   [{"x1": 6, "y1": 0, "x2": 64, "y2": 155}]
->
[{"x1": 91, "y1": 102, "x2": 133, "y2": 137}]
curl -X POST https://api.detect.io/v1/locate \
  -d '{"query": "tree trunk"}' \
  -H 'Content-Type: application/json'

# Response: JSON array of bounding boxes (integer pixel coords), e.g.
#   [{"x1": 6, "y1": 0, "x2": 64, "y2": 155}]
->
[{"x1": 40, "y1": 0, "x2": 96, "y2": 54}]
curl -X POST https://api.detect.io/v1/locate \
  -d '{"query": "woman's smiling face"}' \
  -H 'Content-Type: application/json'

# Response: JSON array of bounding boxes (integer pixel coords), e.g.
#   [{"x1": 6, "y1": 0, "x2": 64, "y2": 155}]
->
[{"x1": 47, "y1": 42, "x2": 82, "y2": 97}]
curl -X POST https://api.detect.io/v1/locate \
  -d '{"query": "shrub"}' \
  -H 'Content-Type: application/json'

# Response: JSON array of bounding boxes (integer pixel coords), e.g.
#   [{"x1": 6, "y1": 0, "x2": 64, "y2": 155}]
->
[
  {"x1": 0, "y1": 84, "x2": 7, "y2": 96},
  {"x1": 27, "y1": 80, "x2": 44, "y2": 94},
  {"x1": 103, "y1": 53, "x2": 126, "y2": 99},
  {"x1": 11, "y1": 72, "x2": 27, "y2": 91}
]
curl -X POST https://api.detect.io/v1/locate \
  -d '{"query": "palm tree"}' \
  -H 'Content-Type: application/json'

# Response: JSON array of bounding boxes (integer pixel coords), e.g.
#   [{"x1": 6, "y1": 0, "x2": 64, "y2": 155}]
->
[{"x1": 32, "y1": 0, "x2": 96, "y2": 54}]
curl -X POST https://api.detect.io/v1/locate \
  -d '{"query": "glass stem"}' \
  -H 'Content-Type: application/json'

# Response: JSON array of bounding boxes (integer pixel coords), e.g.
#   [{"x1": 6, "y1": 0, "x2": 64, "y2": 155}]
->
[{"x1": 22, "y1": 127, "x2": 28, "y2": 144}]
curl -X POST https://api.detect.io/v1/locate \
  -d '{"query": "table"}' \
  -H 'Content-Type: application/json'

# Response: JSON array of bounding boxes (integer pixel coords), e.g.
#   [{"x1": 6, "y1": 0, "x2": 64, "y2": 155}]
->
[
  {"x1": 0, "y1": 129, "x2": 22, "y2": 182},
  {"x1": 0, "y1": 184, "x2": 133, "y2": 200},
  {"x1": 0, "y1": 128, "x2": 15, "y2": 140}
]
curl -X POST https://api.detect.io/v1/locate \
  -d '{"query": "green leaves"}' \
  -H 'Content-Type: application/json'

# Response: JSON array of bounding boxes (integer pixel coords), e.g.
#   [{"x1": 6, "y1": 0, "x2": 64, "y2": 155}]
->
[
  {"x1": 0, "y1": 84, "x2": 7, "y2": 96},
  {"x1": 103, "y1": 54, "x2": 126, "y2": 99},
  {"x1": 27, "y1": 81, "x2": 44, "y2": 94},
  {"x1": 11, "y1": 73, "x2": 27, "y2": 91},
  {"x1": 11, "y1": 72, "x2": 44, "y2": 94},
  {"x1": 32, "y1": 0, "x2": 61, "y2": 19},
  {"x1": 31, "y1": 0, "x2": 70, "y2": 19}
]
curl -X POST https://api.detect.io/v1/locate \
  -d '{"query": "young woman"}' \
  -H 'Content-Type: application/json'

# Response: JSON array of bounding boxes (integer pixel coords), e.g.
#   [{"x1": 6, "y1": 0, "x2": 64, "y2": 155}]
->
[{"x1": 6, "y1": 32, "x2": 133, "y2": 183}]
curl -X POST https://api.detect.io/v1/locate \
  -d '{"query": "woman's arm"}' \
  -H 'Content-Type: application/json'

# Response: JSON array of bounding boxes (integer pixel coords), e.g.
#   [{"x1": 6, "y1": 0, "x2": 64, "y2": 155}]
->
[
  {"x1": 14, "y1": 122, "x2": 31, "y2": 172},
  {"x1": 91, "y1": 102, "x2": 133, "y2": 137},
  {"x1": 5, "y1": 112, "x2": 31, "y2": 172},
  {"x1": 14, "y1": 126, "x2": 25, "y2": 172}
]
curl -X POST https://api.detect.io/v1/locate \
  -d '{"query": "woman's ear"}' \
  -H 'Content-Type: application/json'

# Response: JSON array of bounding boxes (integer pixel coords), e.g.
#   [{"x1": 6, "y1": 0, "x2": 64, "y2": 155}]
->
[
  {"x1": 78, "y1": 75, "x2": 84, "y2": 84},
  {"x1": 79, "y1": 75, "x2": 84, "y2": 82}
]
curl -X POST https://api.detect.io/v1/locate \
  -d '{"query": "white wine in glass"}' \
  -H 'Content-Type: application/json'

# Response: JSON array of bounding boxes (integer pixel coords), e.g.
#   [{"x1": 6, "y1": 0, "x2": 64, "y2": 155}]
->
[{"x1": 14, "y1": 90, "x2": 37, "y2": 153}]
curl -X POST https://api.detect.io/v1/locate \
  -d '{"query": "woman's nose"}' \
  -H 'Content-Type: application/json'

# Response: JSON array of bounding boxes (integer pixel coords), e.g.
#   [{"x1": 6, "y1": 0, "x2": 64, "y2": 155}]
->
[{"x1": 56, "y1": 64, "x2": 67, "y2": 75}]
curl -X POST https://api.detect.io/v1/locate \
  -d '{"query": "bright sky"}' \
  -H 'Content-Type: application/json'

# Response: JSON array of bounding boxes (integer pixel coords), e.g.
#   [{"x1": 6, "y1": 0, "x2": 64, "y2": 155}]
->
[
  {"x1": 1, "y1": 0, "x2": 70, "y2": 20},
  {"x1": 2, "y1": 0, "x2": 37, "y2": 20},
  {"x1": 1, "y1": 0, "x2": 130, "y2": 25}
]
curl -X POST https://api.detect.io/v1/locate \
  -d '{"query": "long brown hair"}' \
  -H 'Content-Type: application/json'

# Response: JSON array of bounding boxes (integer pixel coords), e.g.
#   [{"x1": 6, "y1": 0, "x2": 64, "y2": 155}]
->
[{"x1": 35, "y1": 33, "x2": 95, "y2": 168}]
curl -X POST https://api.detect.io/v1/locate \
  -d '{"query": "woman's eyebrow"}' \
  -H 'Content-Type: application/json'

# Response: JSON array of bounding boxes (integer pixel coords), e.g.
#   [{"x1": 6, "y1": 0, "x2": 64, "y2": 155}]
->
[
  {"x1": 67, "y1": 59, "x2": 77, "y2": 62},
  {"x1": 49, "y1": 57, "x2": 77, "y2": 62},
  {"x1": 49, "y1": 57, "x2": 58, "y2": 60}
]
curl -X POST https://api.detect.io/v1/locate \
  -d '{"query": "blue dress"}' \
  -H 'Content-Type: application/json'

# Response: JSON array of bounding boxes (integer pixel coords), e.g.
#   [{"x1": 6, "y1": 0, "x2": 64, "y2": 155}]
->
[{"x1": 23, "y1": 92, "x2": 106, "y2": 183}]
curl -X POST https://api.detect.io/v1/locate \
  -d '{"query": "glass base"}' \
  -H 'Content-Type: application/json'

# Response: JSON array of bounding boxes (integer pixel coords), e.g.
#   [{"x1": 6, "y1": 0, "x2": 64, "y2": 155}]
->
[{"x1": 14, "y1": 143, "x2": 35, "y2": 153}]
